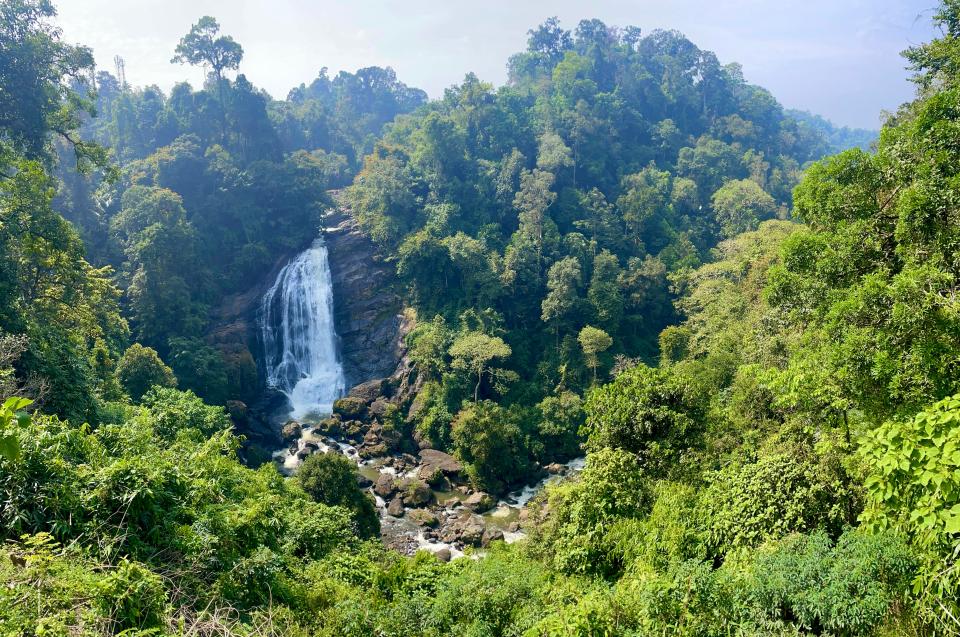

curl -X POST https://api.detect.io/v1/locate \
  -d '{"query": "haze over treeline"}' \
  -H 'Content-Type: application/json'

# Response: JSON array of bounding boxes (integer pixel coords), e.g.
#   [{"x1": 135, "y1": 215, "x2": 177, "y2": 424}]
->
[
  {"x1": 2, "y1": 1, "x2": 960, "y2": 635},
  {"x1": 54, "y1": 0, "x2": 933, "y2": 128}
]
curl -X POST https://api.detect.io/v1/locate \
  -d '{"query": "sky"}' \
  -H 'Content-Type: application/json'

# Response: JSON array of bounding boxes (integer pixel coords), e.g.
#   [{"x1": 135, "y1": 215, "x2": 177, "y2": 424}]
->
[{"x1": 54, "y1": 0, "x2": 939, "y2": 130}]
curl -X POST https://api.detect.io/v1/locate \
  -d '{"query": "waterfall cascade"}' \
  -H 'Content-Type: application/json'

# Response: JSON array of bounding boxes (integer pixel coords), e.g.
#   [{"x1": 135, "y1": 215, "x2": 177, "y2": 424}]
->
[{"x1": 260, "y1": 238, "x2": 346, "y2": 420}]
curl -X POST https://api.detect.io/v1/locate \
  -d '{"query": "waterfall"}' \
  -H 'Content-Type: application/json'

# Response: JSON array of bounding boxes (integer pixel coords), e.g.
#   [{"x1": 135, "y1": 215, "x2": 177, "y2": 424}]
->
[{"x1": 260, "y1": 238, "x2": 346, "y2": 420}]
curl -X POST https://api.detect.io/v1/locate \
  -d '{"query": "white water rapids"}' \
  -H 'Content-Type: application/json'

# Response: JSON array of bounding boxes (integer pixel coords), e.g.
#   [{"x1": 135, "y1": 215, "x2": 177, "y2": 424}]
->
[{"x1": 260, "y1": 238, "x2": 346, "y2": 420}]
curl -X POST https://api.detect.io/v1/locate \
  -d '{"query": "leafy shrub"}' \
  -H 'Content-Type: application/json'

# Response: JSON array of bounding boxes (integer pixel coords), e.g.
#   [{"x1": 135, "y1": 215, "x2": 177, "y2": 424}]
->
[
  {"x1": 703, "y1": 447, "x2": 853, "y2": 554},
  {"x1": 860, "y1": 393, "x2": 960, "y2": 627},
  {"x1": 451, "y1": 400, "x2": 534, "y2": 494},
  {"x1": 116, "y1": 343, "x2": 177, "y2": 402},
  {"x1": 136, "y1": 386, "x2": 232, "y2": 440},
  {"x1": 296, "y1": 452, "x2": 379, "y2": 538},
  {"x1": 743, "y1": 530, "x2": 915, "y2": 635},
  {"x1": 96, "y1": 559, "x2": 167, "y2": 631},
  {"x1": 532, "y1": 448, "x2": 650, "y2": 577},
  {"x1": 582, "y1": 364, "x2": 705, "y2": 477}
]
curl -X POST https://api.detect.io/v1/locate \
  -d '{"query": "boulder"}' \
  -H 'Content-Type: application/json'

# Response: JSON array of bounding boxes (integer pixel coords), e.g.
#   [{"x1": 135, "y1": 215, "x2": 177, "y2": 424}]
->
[
  {"x1": 342, "y1": 421, "x2": 364, "y2": 443},
  {"x1": 281, "y1": 420, "x2": 302, "y2": 443},
  {"x1": 356, "y1": 474, "x2": 373, "y2": 489},
  {"x1": 407, "y1": 508, "x2": 439, "y2": 527},
  {"x1": 419, "y1": 449, "x2": 463, "y2": 477},
  {"x1": 368, "y1": 398, "x2": 390, "y2": 418},
  {"x1": 315, "y1": 417, "x2": 342, "y2": 437},
  {"x1": 507, "y1": 522, "x2": 520, "y2": 533},
  {"x1": 463, "y1": 492, "x2": 495, "y2": 513},
  {"x1": 387, "y1": 497, "x2": 405, "y2": 517},
  {"x1": 412, "y1": 427, "x2": 433, "y2": 450},
  {"x1": 545, "y1": 462, "x2": 567, "y2": 475},
  {"x1": 401, "y1": 478, "x2": 434, "y2": 507},
  {"x1": 458, "y1": 518, "x2": 486, "y2": 547},
  {"x1": 380, "y1": 425, "x2": 402, "y2": 451},
  {"x1": 226, "y1": 400, "x2": 249, "y2": 425},
  {"x1": 418, "y1": 465, "x2": 445, "y2": 487},
  {"x1": 374, "y1": 473, "x2": 397, "y2": 498},
  {"x1": 347, "y1": 378, "x2": 386, "y2": 403},
  {"x1": 333, "y1": 396, "x2": 367, "y2": 420},
  {"x1": 481, "y1": 528, "x2": 504, "y2": 547},
  {"x1": 358, "y1": 443, "x2": 388, "y2": 459},
  {"x1": 434, "y1": 548, "x2": 452, "y2": 562},
  {"x1": 295, "y1": 447, "x2": 311, "y2": 461}
]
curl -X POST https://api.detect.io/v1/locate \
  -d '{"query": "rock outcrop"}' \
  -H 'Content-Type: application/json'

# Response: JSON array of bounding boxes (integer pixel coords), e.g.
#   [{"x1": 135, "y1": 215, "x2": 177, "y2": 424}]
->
[{"x1": 324, "y1": 206, "x2": 406, "y2": 387}]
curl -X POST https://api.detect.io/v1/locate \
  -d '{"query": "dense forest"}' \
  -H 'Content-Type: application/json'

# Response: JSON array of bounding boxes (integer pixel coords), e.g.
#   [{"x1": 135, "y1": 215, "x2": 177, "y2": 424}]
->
[{"x1": 3, "y1": 0, "x2": 960, "y2": 634}]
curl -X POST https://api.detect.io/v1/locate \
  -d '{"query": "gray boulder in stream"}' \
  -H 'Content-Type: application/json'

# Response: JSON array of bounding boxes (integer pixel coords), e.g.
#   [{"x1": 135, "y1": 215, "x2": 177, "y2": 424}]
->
[{"x1": 463, "y1": 491, "x2": 495, "y2": 513}]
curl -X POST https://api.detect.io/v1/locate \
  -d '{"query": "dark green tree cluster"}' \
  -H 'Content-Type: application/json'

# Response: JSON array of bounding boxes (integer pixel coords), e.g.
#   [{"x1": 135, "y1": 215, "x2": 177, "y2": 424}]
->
[{"x1": 0, "y1": 0, "x2": 127, "y2": 424}]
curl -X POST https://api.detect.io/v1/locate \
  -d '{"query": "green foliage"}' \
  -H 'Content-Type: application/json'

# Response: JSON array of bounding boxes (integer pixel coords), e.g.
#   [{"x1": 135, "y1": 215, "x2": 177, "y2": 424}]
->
[
  {"x1": 711, "y1": 178, "x2": 777, "y2": 238},
  {"x1": 95, "y1": 559, "x2": 167, "y2": 631},
  {"x1": 427, "y1": 546, "x2": 554, "y2": 636},
  {"x1": 535, "y1": 390, "x2": 584, "y2": 461},
  {"x1": 0, "y1": 396, "x2": 31, "y2": 462},
  {"x1": 583, "y1": 363, "x2": 704, "y2": 477},
  {"x1": 134, "y1": 386, "x2": 230, "y2": 440},
  {"x1": 171, "y1": 16, "x2": 243, "y2": 80},
  {"x1": 577, "y1": 325, "x2": 612, "y2": 383},
  {"x1": 451, "y1": 400, "x2": 533, "y2": 494},
  {"x1": 168, "y1": 336, "x2": 229, "y2": 404},
  {"x1": 861, "y1": 393, "x2": 960, "y2": 627},
  {"x1": 340, "y1": 16, "x2": 839, "y2": 432},
  {"x1": 0, "y1": 0, "x2": 104, "y2": 169},
  {"x1": 296, "y1": 452, "x2": 380, "y2": 539},
  {"x1": 531, "y1": 447, "x2": 650, "y2": 576},
  {"x1": 703, "y1": 443, "x2": 857, "y2": 554},
  {"x1": 405, "y1": 315, "x2": 452, "y2": 381},
  {"x1": 744, "y1": 530, "x2": 915, "y2": 636},
  {"x1": 116, "y1": 343, "x2": 176, "y2": 401},
  {"x1": 0, "y1": 1, "x2": 126, "y2": 424},
  {"x1": 449, "y1": 330, "x2": 515, "y2": 402}
]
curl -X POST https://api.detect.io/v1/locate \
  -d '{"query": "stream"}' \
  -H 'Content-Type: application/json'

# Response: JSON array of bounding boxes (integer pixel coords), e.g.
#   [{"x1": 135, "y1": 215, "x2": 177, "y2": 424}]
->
[{"x1": 273, "y1": 422, "x2": 585, "y2": 558}]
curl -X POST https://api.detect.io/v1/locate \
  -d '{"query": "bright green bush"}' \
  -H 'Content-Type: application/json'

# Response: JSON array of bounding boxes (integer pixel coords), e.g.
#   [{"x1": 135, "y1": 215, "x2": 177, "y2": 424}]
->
[
  {"x1": 860, "y1": 393, "x2": 960, "y2": 628},
  {"x1": 703, "y1": 446, "x2": 853, "y2": 554},
  {"x1": 296, "y1": 452, "x2": 380, "y2": 538},
  {"x1": 582, "y1": 364, "x2": 705, "y2": 477},
  {"x1": 531, "y1": 447, "x2": 650, "y2": 577}
]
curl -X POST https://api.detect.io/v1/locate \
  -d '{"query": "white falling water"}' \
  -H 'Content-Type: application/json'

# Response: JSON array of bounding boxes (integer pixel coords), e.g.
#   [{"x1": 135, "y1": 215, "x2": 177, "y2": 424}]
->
[{"x1": 260, "y1": 238, "x2": 346, "y2": 420}]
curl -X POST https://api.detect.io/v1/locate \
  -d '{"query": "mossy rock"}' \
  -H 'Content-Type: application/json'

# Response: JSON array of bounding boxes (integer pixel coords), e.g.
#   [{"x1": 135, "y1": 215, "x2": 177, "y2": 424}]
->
[{"x1": 333, "y1": 396, "x2": 367, "y2": 420}]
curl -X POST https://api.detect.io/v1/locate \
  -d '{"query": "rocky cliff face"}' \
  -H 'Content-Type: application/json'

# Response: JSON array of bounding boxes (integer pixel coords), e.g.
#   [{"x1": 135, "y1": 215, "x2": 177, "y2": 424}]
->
[{"x1": 324, "y1": 207, "x2": 406, "y2": 387}]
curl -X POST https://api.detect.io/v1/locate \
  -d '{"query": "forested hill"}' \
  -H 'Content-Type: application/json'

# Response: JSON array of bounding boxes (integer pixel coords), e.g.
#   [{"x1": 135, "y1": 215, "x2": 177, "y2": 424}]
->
[
  {"x1": 7, "y1": 1, "x2": 960, "y2": 635},
  {"x1": 342, "y1": 18, "x2": 869, "y2": 485}
]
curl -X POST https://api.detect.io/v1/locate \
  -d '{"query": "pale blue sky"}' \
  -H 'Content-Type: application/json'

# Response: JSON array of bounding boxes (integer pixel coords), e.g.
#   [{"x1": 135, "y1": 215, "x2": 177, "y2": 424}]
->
[{"x1": 55, "y1": 0, "x2": 938, "y2": 129}]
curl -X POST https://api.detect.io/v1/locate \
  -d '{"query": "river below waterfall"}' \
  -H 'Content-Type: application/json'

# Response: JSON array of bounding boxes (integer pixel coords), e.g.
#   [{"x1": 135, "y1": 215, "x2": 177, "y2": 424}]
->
[{"x1": 273, "y1": 422, "x2": 586, "y2": 559}]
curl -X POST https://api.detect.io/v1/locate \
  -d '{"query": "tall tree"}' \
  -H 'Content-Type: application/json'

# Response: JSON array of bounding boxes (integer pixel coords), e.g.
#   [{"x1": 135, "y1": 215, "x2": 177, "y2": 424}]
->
[{"x1": 171, "y1": 16, "x2": 243, "y2": 136}]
